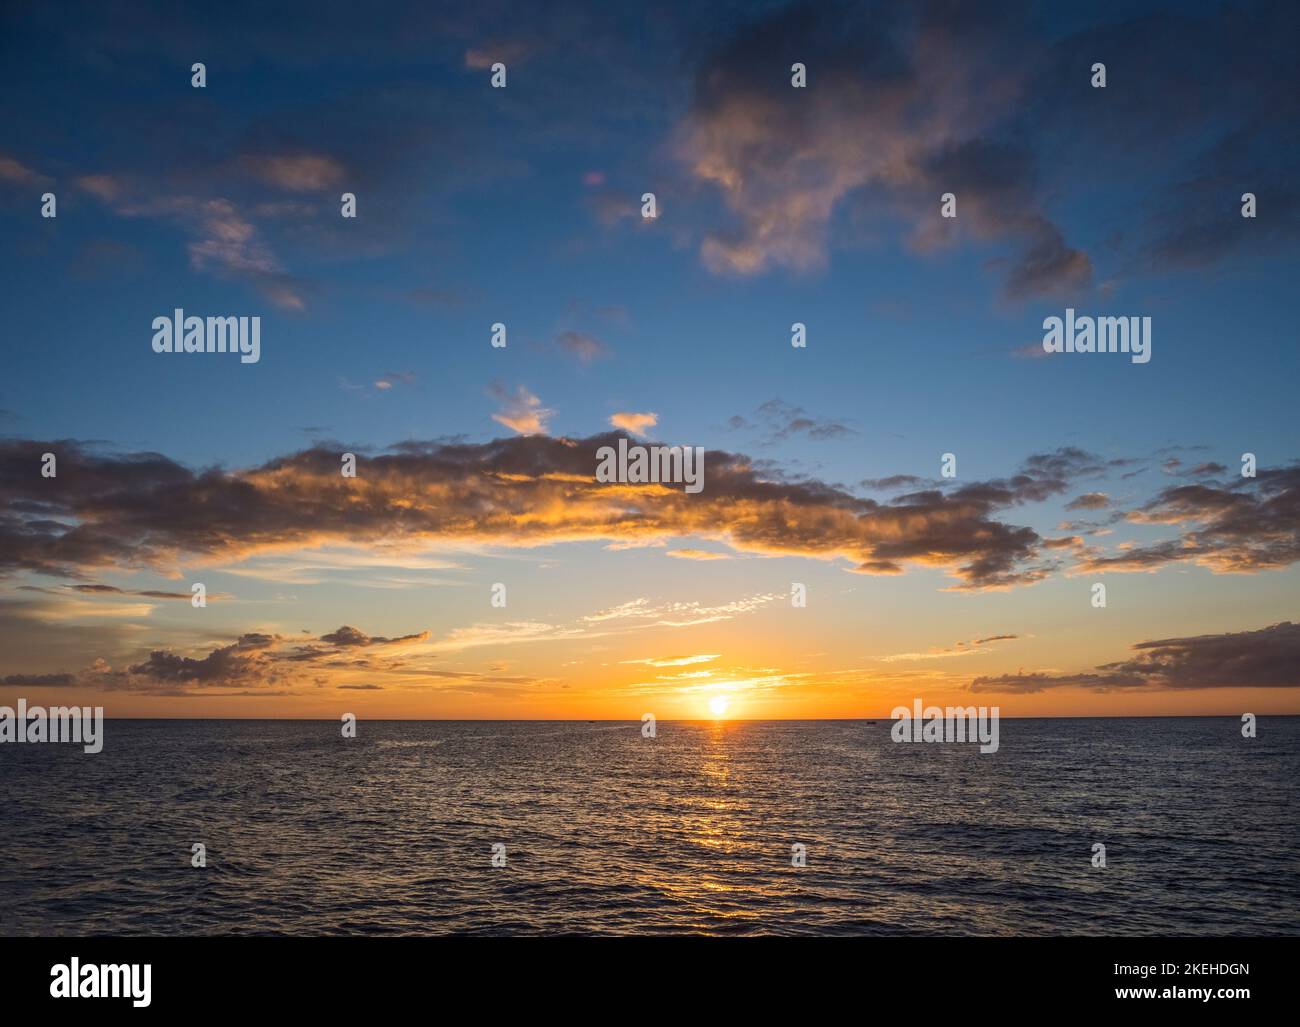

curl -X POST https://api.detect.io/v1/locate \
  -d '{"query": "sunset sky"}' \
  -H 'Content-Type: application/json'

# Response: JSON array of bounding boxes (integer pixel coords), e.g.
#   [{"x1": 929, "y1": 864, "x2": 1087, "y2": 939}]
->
[{"x1": 1, "y1": 0, "x2": 1297, "y2": 719}]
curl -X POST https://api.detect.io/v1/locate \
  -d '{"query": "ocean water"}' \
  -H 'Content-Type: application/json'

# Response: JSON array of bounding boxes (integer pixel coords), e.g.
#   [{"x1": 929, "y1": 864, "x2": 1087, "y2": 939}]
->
[{"x1": 1, "y1": 717, "x2": 1297, "y2": 936}]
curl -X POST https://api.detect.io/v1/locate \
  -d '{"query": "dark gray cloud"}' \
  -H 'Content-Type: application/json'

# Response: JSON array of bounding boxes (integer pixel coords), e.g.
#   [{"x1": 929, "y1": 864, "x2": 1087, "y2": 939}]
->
[
  {"x1": 128, "y1": 632, "x2": 280, "y2": 685},
  {"x1": 0, "y1": 672, "x2": 76, "y2": 687},
  {"x1": 678, "y1": 0, "x2": 1090, "y2": 297},
  {"x1": 730, "y1": 399, "x2": 855, "y2": 445},
  {"x1": 318, "y1": 625, "x2": 428, "y2": 647},
  {"x1": 1081, "y1": 466, "x2": 1300, "y2": 574},
  {"x1": 1066, "y1": 492, "x2": 1110, "y2": 511},
  {"x1": 972, "y1": 622, "x2": 1300, "y2": 693},
  {"x1": 860, "y1": 474, "x2": 928, "y2": 492}
]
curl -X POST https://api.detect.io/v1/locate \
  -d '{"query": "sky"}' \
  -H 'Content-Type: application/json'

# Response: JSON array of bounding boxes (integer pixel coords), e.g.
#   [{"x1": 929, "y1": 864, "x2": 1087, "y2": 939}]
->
[{"x1": 0, "y1": 0, "x2": 1297, "y2": 719}]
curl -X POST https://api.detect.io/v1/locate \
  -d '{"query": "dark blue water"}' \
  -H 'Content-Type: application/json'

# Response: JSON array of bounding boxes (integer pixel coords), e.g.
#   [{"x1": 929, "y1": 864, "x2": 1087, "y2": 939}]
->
[{"x1": 1, "y1": 718, "x2": 1296, "y2": 935}]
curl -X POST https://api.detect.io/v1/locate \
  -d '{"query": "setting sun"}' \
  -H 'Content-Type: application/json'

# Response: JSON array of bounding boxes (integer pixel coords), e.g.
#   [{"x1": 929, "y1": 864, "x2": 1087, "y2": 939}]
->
[{"x1": 708, "y1": 696, "x2": 730, "y2": 718}]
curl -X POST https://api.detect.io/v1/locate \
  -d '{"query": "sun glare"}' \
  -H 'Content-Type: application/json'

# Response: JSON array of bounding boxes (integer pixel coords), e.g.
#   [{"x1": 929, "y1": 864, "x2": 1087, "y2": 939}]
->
[{"x1": 708, "y1": 696, "x2": 730, "y2": 718}]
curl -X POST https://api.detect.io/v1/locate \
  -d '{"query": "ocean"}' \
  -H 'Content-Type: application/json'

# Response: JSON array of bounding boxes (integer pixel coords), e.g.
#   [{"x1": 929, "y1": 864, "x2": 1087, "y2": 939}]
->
[{"x1": 2, "y1": 717, "x2": 1297, "y2": 935}]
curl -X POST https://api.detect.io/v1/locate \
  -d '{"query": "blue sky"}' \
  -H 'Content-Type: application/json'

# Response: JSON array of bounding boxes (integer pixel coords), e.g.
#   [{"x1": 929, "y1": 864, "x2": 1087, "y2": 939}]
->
[{"x1": 0, "y1": 0, "x2": 1296, "y2": 717}]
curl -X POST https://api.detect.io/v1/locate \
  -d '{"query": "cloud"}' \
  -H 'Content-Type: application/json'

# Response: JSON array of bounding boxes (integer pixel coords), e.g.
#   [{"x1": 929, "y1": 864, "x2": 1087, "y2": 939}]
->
[
  {"x1": 971, "y1": 622, "x2": 1300, "y2": 693},
  {"x1": 318, "y1": 625, "x2": 429, "y2": 647},
  {"x1": 677, "y1": 2, "x2": 1090, "y2": 296},
  {"x1": 621, "y1": 654, "x2": 720, "y2": 668},
  {"x1": 0, "y1": 154, "x2": 49, "y2": 186},
  {"x1": 730, "y1": 399, "x2": 854, "y2": 445},
  {"x1": 239, "y1": 154, "x2": 347, "y2": 192},
  {"x1": 5, "y1": 594, "x2": 159, "y2": 621},
  {"x1": 76, "y1": 178, "x2": 306, "y2": 310},
  {"x1": 489, "y1": 383, "x2": 554, "y2": 436},
  {"x1": 127, "y1": 632, "x2": 280, "y2": 686},
  {"x1": 0, "y1": 672, "x2": 76, "y2": 687},
  {"x1": 608, "y1": 412, "x2": 657, "y2": 437},
  {"x1": 1078, "y1": 466, "x2": 1300, "y2": 574},
  {"x1": 586, "y1": 189, "x2": 642, "y2": 228},
  {"x1": 373, "y1": 371, "x2": 416, "y2": 391},
  {"x1": 8, "y1": 619, "x2": 434, "y2": 695},
  {"x1": 665, "y1": 548, "x2": 730, "y2": 561},
  {"x1": 882, "y1": 634, "x2": 1018, "y2": 663},
  {"x1": 1066, "y1": 492, "x2": 1110, "y2": 511},
  {"x1": 184, "y1": 199, "x2": 281, "y2": 276},
  {"x1": 555, "y1": 330, "x2": 610, "y2": 363},
  {"x1": 464, "y1": 41, "x2": 535, "y2": 70},
  {"x1": 1010, "y1": 342, "x2": 1052, "y2": 360},
  {"x1": 3, "y1": 436, "x2": 1290, "y2": 592},
  {"x1": 21, "y1": 583, "x2": 194, "y2": 600},
  {"x1": 860, "y1": 474, "x2": 928, "y2": 492}
]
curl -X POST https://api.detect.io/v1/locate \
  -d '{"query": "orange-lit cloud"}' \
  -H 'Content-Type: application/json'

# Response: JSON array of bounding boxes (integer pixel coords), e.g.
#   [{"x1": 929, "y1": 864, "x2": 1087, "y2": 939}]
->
[
  {"x1": 2, "y1": 438, "x2": 1295, "y2": 592},
  {"x1": 882, "y1": 634, "x2": 1018, "y2": 663},
  {"x1": 608, "y1": 411, "x2": 657, "y2": 436},
  {"x1": 489, "y1": 384, "x2": 554, "y2": 435},
  {"x1": 665, "y1": 548, "x2": 730, "y2": 560}
]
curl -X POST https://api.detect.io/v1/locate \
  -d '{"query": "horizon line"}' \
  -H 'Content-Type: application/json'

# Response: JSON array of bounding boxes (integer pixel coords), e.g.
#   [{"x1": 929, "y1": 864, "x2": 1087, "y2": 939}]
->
[{"x1": 15, "y1": 713, "x2": 1295, "y2": 722}]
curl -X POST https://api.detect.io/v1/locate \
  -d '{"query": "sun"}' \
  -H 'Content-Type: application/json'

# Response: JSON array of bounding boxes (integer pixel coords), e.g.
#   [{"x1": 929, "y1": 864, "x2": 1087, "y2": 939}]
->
[{"x1": 708, "y1": 696, "x2": 730, "y2": 718}]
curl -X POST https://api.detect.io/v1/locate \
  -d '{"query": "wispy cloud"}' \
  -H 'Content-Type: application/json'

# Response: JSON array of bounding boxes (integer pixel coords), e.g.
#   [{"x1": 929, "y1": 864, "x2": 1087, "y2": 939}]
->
[
  {"x1": 238, "y1": 153, "x2": 347, "y2": 192},
  {"x1": 555, "y1": 330, "x2": 610, "y2": 364},
  {"x1": 489, "y1": 383, "x2": 554, "y2": 436},
  {"x1": 665, "y1": 548, "x2": 731, "y2": 561},
  {"x1": 621, "y1": 654, "x2": 721, "y2": 668},
  {"x1": 374, "y1": 371, "x2": 416, "y2": 391},
  {"x1": 0, "y1": 153, "x2": 50, "y2": 186},
  {"x1": 728, "y1": 399, "x2": 854, "y2": 445},
  {"x1": 75, "y1": 176, "x2": 306, "y2": 310},
  {"x1": 882, "y1": 634, "x2": 1018, "y2": 663}
]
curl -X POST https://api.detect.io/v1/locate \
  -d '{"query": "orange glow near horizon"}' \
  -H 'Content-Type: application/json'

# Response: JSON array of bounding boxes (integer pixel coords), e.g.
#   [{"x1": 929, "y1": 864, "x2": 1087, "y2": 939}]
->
[{"x1": 2, "y1": 543, "x2": 1297, "y2": 720}]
